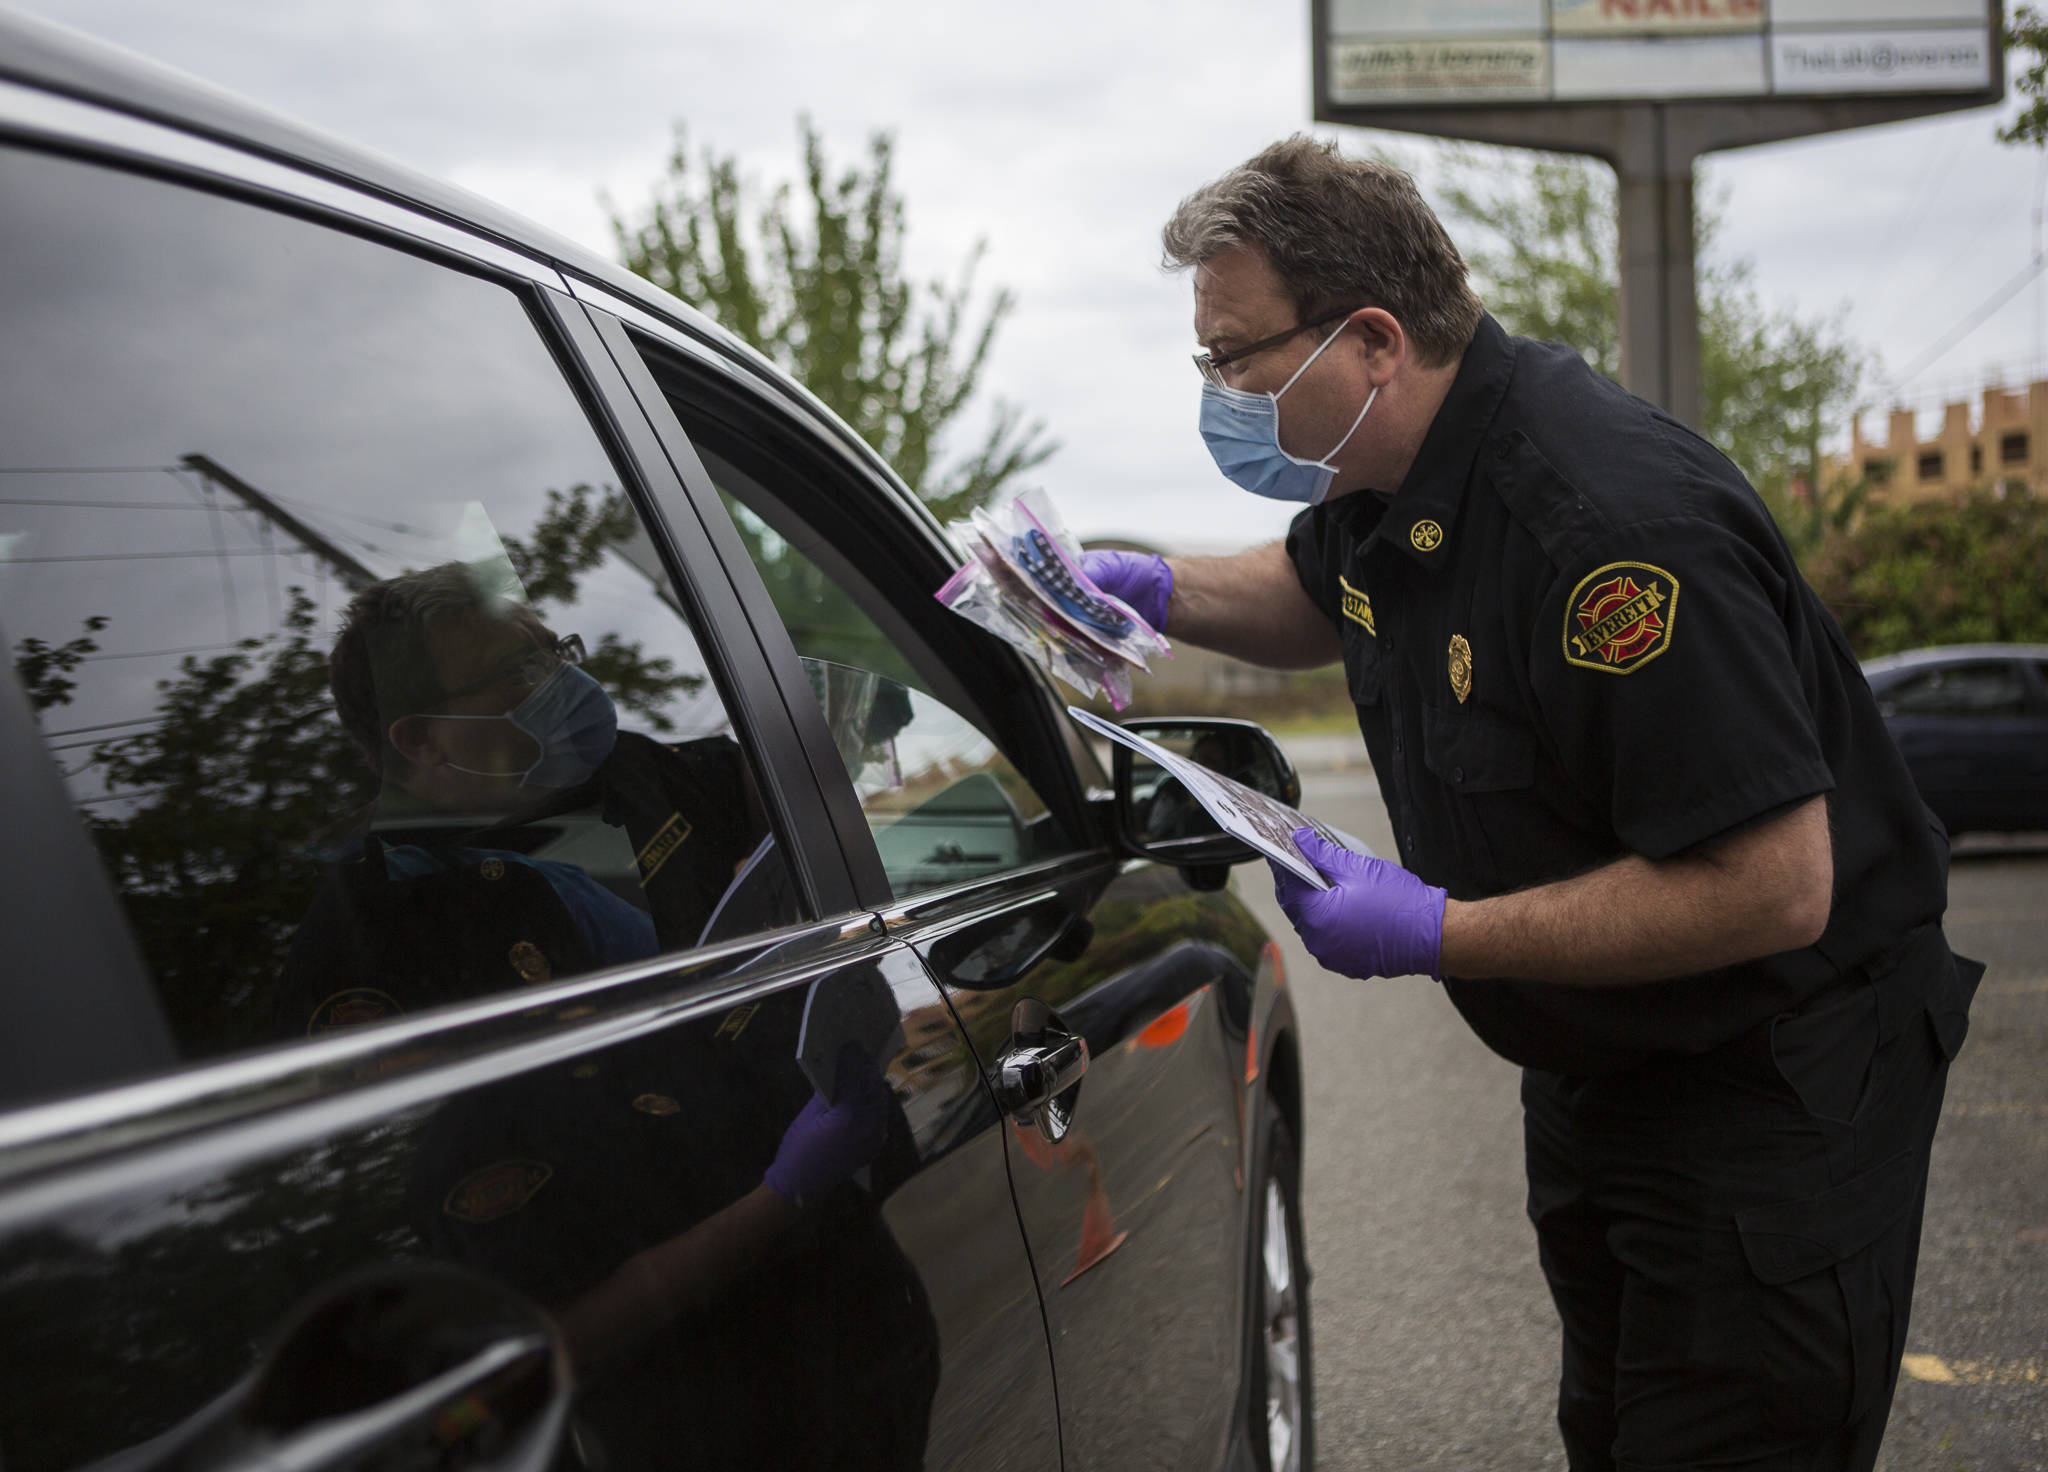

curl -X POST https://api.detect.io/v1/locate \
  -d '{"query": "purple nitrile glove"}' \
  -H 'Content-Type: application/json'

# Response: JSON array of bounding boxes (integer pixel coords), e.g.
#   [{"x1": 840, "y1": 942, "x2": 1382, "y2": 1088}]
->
[
  {"x1": 1272, "y1": 827, "x2": 1448, "y2": 981},
  {"x1": 763, "y1": 1044, "x2": 891, "y2": 1208},
  {"x1": 1079, "y1": 549, "x2": 1173, "y2": 634}
]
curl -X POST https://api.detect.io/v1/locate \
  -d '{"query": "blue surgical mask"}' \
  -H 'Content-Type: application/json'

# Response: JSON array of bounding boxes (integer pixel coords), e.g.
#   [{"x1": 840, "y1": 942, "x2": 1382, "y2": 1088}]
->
[
  {"x1": 435, "y1": 663, "x2": 619, "y2": 789},
  {"x1": 1199, "y1": 320, "x2": 1377, "y2": 505}
]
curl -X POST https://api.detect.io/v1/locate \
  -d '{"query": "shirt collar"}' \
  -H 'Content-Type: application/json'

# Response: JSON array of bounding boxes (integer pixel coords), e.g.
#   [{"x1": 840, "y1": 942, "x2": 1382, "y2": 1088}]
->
[{"x1": 1367, "y1": 312, "x2": 1517, "y2": 571}]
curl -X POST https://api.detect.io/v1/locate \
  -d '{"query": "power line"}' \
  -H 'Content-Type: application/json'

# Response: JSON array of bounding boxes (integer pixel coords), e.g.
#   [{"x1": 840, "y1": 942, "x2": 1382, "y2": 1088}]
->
[
  {"x1": 0, "y1": 499, "x2": 211, "y2": 510},
  {"x1": 80, "y1": 641, "x2": 246, "y2": 663},
  {"x1": 1891, "y1": 254, "x2": 2048, "y2": 390},
  {"x1": 8, "y1": 548, "x2": 279, "y2": 564},
  {"x1": 40, "y1": 714, "x2": 164, "y2": 740},
  {"x1": 0, "y1": 466, "x2": 179, "y2": 475}
]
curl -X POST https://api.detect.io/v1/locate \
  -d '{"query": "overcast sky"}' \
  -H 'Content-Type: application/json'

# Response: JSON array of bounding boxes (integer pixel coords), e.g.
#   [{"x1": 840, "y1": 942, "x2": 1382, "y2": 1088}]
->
[{"x1": 15, "y1": 0, "x2": 2045, "y2": 551}]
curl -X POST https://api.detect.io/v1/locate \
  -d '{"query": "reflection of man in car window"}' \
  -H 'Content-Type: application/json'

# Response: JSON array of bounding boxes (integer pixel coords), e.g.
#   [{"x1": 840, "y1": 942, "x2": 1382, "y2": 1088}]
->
[{"x1": 277, "y1": 561, "x2": 787, "y2": 1035}]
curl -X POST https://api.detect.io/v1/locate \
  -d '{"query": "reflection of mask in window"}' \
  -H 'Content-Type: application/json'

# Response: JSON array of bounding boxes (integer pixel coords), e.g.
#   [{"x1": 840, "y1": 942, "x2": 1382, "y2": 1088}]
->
[{"x1": 435, "y1": 665, "x2": 618, "y2": 788}]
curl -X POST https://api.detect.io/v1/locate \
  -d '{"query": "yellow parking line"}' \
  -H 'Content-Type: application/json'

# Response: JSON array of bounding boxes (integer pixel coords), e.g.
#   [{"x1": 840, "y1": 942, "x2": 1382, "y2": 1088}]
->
[{"x1": 1901, "y1": 1354, "x2": 2046, "y2": 1385}]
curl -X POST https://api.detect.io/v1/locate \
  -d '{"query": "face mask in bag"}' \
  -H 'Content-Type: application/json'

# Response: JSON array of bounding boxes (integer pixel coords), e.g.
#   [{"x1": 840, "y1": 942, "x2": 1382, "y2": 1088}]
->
[
  {"x1": 434, "y1": 663, "x2": 620, "y2": 789},
  {"x1": 1198, "y1": 320, "x2": 1377, "y2": 505}
]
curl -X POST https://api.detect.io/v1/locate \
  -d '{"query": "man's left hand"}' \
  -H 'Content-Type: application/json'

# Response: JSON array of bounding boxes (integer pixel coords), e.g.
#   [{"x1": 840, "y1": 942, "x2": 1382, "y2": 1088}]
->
[{"x1": 1273, "y1": 828, "x2": 1447, "y2": 981}]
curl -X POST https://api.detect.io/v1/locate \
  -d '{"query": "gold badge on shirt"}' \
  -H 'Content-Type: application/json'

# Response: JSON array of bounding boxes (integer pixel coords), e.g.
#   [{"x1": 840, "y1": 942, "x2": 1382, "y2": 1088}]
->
[
  {"x1": 1410, "y1": 520, "x2": 1444, "y2": 552},
  {"x1": 508, "y1": 940, "x2": 551, "y2": 984},
  {"x1": 1448, "y1": 635, "x2": 1473, "y2": 704}
]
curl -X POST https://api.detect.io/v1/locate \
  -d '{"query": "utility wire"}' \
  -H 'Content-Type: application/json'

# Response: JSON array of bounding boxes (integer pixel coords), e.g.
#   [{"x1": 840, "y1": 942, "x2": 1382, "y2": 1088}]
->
[{"x1": 1891, "y1": 253, "x2": 2048, "y2": 390}]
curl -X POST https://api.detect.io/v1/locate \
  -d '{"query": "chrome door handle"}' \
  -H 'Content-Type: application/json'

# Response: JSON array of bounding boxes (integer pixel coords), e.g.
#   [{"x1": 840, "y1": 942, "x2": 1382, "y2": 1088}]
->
[{"x1": 992, "y1": 1000, "x2": 1088, "y2": 1142}]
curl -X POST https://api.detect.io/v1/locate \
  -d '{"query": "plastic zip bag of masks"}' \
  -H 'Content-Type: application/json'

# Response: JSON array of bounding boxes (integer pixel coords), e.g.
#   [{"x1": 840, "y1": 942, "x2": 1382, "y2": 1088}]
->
[{"x1": 935, "y1": 488, "x2": 1170, "y2": 709}]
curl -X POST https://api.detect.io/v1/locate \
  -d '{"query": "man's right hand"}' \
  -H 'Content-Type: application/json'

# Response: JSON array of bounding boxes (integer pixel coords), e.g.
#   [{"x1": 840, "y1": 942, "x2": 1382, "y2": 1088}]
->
[
  {"x1": 1086, "y1": 541, "x2": 1339, "y2": 669},
  {"x1": 1080, "y1": 550, "x2": 1173, "y2": 633}
]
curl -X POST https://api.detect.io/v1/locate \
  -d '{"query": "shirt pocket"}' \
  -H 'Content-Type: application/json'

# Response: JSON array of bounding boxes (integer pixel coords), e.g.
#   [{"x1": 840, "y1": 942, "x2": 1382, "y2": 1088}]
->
[
  {"x1": 1421, "y1": 703, "x2": 1538, "y2": 890},
  {"x1": 1421, "y1": 702, "x2": 1535, "y2": 793},
  {"x1": 1341, "y1": 623, "x2": 1382, "y2": 707}
]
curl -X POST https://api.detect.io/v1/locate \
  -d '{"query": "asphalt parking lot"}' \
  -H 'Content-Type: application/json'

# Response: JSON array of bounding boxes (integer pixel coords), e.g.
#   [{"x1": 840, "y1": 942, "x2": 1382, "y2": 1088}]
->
[{"x1": 1235, "y1": 749, "x2": 2048, "y2": 1471}]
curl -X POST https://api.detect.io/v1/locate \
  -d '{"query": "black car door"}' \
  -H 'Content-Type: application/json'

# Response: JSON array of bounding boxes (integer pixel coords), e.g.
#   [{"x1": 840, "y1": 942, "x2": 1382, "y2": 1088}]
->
[
  {"x1": 0, "y1": 123, "x2": 1055, "y2": 1472},
  {"x1": 593, "y1": 315, "x2": 1276, "y2": 1471}
]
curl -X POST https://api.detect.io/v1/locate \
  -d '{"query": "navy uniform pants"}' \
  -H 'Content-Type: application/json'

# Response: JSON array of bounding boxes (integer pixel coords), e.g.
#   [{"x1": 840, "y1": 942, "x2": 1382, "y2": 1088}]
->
[{"x1": 1523, "y1": 925, "x2": 1982, "y2": 1472}]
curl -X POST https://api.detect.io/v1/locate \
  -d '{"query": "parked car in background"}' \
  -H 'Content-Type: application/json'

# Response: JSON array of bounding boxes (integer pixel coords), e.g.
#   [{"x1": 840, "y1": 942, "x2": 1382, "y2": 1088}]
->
[
  {"x1": 0, "y1": 11, "x2": 1313, "y2": 1472},
  {"x1": 1863, "y1": 643, "x2": 2048, "y2": 837}
]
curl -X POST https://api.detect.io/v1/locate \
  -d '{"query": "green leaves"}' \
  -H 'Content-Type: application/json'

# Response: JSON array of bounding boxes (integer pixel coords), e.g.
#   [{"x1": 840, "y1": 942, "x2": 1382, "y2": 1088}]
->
[
  {"x1": 610, "y1": 118, "x2": 1055, "y2": 513},
  {"x1": 2001, "y1": 5, "x2": 2048, "y2": 149},
  {"x1": 1434, "y1": 147, "x2": 1868, "y2": 555},
  {"x1": 1806, "y1": 488, "x2": 2048, "y2": 655}
]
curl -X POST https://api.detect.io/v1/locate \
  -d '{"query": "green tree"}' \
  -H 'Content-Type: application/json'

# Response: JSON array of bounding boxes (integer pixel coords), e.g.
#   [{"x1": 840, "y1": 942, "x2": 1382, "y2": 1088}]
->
[
  {"x1": 609, "y1": 118, "x2": 1055, "y2": 522},
  {"x1": 1805, "y1": 486, "x2": 2048, "y2": 655},
  {"x1": 1435, "y1": 148, "x2": 1872, "y2": 555},
  {"x1": 2000, "y1": 4, "x2": 2048, "y2": 147}
]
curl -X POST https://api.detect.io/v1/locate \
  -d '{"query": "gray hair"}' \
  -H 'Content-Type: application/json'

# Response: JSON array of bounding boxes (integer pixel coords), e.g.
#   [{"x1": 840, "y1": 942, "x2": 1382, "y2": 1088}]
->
[{"x1": 1162, "y1": 135, "x2": 1482, "y2": 368}]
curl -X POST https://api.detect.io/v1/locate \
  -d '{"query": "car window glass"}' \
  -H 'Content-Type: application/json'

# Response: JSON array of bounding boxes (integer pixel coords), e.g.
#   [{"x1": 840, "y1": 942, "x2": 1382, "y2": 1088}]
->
[
  {"x1": 654, "y1": 408, "x2": 1081, "y2": 898},
  {"x1": 801, "y1": 656, "x2": 1048, "y2": 894},
  {"x1": 0, "y1": 150, "x2": 802, "y2": 1066},
  {"x1": 1885, "y1": 661, "x2": 2027, "y2": 717}
]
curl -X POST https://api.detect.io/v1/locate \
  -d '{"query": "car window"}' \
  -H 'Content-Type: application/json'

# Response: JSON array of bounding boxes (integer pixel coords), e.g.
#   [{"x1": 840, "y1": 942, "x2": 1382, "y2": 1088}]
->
[
  {"x1": 1884, "y1": 661, "x2": 2028, "y2": 717},
  {"x1": 800, "y1": 655, "x2": 1057, "y2": 893},
  {"x1": 635, "y1": 376, "x2": 1084, "y2": 898},
  {"x1": 0, "y1": 149, "x2": 802, "y2": 1065}
]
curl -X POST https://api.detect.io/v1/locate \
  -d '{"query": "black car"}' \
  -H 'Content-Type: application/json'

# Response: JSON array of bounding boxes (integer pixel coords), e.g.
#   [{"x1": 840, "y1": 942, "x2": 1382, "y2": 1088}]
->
[
  {"x1": 1863, "y1": 643, "x2": 2048, "y2": 837},
  {"x1": 0, "y1": 13, "x2": 1312, "y2": 1472}
]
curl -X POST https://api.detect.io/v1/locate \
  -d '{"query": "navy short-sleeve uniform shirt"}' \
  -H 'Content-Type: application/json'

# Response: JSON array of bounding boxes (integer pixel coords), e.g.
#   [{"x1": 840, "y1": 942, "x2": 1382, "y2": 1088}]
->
[{"x1": 1288, "y1": 314, "x2": 1950, "y2": 1075}]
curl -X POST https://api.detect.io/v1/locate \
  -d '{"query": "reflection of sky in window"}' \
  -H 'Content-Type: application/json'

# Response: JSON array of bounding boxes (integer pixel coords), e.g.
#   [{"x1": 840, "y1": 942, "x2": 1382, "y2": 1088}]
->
[{"x1": 0, "y1": 148, "x2": 736, "y2": 812}]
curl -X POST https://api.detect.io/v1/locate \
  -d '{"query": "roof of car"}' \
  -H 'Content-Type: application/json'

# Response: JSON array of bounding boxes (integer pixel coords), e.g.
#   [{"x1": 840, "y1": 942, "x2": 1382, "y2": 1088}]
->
[
  {"x1": 1862, "y1": 643, "x2": 2048, "y2": 677},
  {"x1": 0, "y1": 6, "x2": 943, "y2": 539},
  {"x1": 0, "y1": 8, "x2": 737, "y2": 344}
]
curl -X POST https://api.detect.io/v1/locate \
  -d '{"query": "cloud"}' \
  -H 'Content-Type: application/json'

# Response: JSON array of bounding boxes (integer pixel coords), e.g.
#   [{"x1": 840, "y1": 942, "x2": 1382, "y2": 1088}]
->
[{"x1": 19, "y1": 0, "x2": 2047, "y2": 543}]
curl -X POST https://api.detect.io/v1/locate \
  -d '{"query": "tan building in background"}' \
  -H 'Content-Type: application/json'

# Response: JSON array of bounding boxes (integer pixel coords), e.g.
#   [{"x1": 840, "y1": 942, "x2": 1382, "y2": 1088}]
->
[{"x1": 1841, "y1": 379, "x2": 2046, "y2": 504}]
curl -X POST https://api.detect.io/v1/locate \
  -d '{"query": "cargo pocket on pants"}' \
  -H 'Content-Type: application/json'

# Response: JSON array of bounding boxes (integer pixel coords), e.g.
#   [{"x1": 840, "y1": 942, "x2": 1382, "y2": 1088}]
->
[{"x1": 1733, "y1": 1146, "x2": 1920, "y2": 1437}]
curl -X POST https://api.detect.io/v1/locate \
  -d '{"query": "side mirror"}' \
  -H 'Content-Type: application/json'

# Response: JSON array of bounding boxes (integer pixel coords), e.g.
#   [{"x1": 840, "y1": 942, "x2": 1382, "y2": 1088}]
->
[{"x1": 1104, "y1": 717, "x2": 1302, "y2": 873}]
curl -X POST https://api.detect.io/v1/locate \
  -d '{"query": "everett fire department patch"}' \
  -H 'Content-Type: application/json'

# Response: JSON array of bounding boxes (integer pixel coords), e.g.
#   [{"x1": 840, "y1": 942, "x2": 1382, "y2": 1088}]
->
[
  {"x1": 1564, "y1": 562, "x2": 1679, "y2": 674},
  {"x1": 443, "y1": 1159, "x2": 552, "y2": 1223}
]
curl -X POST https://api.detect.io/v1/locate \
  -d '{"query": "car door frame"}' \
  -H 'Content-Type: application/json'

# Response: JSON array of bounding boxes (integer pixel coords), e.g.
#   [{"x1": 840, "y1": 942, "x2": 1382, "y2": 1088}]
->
[{"x1": 585, "y1": 310, "x2": 1283, "y2": 1469}]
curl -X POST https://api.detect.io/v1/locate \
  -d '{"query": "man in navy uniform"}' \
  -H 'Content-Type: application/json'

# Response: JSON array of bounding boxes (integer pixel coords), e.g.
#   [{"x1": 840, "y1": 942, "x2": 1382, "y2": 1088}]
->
[{"x1": 1087, "y1": 136, "x2": 1980, "y2": 1471}]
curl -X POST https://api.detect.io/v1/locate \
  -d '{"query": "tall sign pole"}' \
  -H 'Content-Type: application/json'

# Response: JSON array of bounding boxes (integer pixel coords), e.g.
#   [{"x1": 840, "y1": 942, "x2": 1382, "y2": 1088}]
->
[
  {"x1": 1311, "y1": 0, "x2": 2005, "y2": 429},
  {"x1": 1617, "y1": 107, "x2": 1700, "y2": 424}
]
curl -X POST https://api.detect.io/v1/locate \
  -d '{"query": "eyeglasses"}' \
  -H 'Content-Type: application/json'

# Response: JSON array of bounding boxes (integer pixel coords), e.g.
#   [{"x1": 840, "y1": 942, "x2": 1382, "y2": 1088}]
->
[
  {"x1": 1193, "y1": 306, "x2": 1358, "y2": 386},
  {"x1": 437, "y1": 632, "x2": 586, "y2": 705}
]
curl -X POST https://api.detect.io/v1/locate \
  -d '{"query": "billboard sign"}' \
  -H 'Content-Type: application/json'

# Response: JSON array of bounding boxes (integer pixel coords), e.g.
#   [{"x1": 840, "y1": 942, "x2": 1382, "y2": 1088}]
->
[{"x1": 1320, "y1": 0, "x2": 1999, "y2": 108}]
